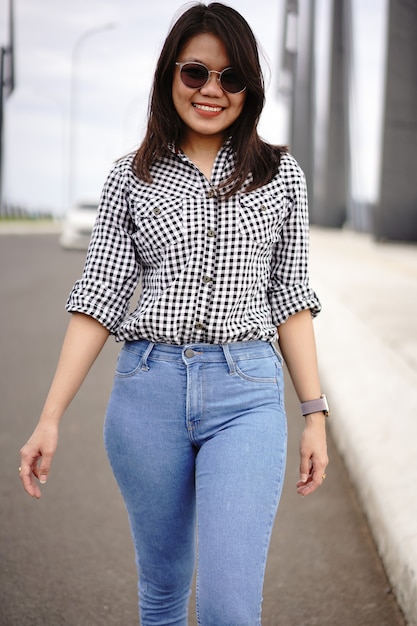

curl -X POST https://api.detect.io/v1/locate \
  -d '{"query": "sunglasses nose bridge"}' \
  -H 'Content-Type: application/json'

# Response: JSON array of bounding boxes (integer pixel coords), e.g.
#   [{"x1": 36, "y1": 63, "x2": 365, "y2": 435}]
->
[{"x1": 206, "y1": 69, "x2": 222, "y2": 88}]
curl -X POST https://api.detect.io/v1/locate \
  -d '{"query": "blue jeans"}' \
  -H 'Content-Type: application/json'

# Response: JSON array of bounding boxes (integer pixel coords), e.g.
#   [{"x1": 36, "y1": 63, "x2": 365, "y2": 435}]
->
[{"x1": 104, "y1": 340, "x2": 287, "y2": 626}]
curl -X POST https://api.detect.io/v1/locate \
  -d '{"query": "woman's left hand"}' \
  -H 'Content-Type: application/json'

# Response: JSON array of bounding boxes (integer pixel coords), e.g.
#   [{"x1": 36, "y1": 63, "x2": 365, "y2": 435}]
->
[{"x1": 296, "y1": 413, "x2": 329, "y2": 496}]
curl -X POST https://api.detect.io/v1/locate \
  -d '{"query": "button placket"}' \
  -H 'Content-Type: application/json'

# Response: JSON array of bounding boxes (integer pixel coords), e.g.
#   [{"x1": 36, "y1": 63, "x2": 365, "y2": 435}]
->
[{"x1": 188, "y1": 183, "x2": 218, "y2": 339}]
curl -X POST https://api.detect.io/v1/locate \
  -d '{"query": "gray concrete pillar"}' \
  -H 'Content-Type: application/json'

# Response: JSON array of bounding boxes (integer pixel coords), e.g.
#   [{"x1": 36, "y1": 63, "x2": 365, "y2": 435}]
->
[
  {"x1": 311, "y1": 0, "x2": 347, "y2": 227},
  {"x1": 375, "y1": 0, "x2": 417, "y2": 241},
  {"x1": 290, "y1": 0, "x2": 315, "y2": 204}
]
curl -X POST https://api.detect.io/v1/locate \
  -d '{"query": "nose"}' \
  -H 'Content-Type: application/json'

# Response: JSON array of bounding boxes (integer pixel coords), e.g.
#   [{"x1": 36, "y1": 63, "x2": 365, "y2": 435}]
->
[{"x1": 200, "y1": 70, "x2": 223, "y2": 95}]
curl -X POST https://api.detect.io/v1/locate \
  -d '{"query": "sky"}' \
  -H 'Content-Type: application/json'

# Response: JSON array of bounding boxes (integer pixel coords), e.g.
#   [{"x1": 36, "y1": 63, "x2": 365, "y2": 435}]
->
[{"x1": 1, "y1": 0, "x2": 386, "y2": 216}]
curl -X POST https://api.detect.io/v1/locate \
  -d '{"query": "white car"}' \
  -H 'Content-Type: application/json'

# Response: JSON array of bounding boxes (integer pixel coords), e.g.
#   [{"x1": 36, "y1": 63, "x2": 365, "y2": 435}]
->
[{"x1": 60, "y1": 201, "x2": 98, "y2": 249}]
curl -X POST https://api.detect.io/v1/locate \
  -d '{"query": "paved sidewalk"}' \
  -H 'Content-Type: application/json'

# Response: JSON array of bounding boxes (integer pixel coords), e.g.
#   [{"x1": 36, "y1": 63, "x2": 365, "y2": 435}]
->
[{"x1": 309, "y1": 227, "x2": 417, "y2": 626}]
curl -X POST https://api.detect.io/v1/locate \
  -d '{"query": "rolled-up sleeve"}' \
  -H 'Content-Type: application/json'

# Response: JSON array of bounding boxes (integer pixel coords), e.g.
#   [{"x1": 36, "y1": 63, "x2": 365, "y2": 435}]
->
[
  {"x1": 66, "y1": 158, "x2": 140, "y2": 333},
  {"x1": 267, "y1": 161, "x2": 321, "y2": 326}
]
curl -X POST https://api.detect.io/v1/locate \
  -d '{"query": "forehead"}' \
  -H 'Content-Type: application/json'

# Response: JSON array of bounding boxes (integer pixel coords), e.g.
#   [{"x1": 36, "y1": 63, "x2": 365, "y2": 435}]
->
[{"x1": 179, "y1": 33, "x2": 229, "y2": 65}]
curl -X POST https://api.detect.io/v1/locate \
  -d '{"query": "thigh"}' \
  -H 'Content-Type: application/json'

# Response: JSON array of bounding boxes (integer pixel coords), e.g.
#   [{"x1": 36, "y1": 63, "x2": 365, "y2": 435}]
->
[
  {"x1": 104, "y1": 343, "x2": 197, "y2": 586},
  {"x1": 195, "y1": 359, "x2": 287, "y2": 625}
]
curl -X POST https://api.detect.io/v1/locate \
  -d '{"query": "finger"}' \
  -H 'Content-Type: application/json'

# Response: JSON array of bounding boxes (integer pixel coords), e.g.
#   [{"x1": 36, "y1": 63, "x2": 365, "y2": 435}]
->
[
  {"x1": 297, "y1": 481, "x2": 317, "y2": 496},
  {"x1": 20, "y1": 444, "x2": 53, "y2": 498},
  {"x1": 297, "y1": 465, "x2": 328, "y2": 496},
  {"x1": 31, "y1": 452, "x2": 53, "y2": 484},
  {"x1": 297, "y1": 475, "x2": 321, "y2": 496},
  {"x1": 19, "y1": 462, "x2": 42, "y2": 499}
]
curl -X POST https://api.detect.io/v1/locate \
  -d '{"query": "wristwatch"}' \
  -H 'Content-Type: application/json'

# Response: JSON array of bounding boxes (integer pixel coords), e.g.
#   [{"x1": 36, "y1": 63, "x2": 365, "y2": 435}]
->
[{"x1": 300, "y1": 394, "x2": 329, "y2": 417}]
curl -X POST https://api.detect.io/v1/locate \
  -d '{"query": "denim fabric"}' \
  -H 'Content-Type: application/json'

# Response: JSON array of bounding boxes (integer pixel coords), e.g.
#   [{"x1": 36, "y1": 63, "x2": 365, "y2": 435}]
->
[{"x1": 104, "y1": 340, "x2": 287, "y2": 626}]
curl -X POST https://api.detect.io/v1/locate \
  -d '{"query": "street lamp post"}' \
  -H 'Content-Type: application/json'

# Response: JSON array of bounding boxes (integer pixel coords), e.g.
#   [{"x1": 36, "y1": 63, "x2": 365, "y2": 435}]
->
[
  {"x1": 0, "y1": 0, "x2": 15, "y2": 215},
  {"x1": 68, "y1": 23, "x2": 114, "y2": 209}
]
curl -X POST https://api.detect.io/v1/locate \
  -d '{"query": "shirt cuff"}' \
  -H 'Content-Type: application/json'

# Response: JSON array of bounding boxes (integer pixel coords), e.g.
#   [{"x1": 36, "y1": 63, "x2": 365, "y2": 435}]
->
[
  {"x1": 268, "y1": 283, "x2": 322, "y2": 326},
  {"x1": 65, "y1": 280, "x2": 129, "y2": 333}
]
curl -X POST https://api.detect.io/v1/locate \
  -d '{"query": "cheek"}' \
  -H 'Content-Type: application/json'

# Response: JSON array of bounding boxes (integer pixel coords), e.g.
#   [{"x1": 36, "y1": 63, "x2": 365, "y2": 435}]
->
[
  {"x1": 172, "y1": 76, "x2": 189, "y2": 109},
  {"x1": 232, "y1": 95, "x2": 246, "y2": 120},
  {"x1": 239, "y1": 92, "x2": 247, "y2": 110},
  {"x1": 172, "y1": 92, "x2": 188, "y2": 125}
]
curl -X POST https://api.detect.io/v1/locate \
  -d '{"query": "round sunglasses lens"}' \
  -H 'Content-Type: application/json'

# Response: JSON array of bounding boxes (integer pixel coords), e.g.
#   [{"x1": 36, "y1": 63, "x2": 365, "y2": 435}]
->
[
  {"x1": 180, "y1": 64, "x2": 209, "y2": 88},
  {"x1": 221, "y1": 69, "x2": 245, "y2": 93}
]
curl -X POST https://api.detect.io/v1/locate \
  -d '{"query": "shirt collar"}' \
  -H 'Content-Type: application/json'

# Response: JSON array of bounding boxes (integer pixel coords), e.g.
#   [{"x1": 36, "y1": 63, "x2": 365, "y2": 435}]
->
[{"x1": 168, "y1": 136, "x2": 233, "y2": 156}]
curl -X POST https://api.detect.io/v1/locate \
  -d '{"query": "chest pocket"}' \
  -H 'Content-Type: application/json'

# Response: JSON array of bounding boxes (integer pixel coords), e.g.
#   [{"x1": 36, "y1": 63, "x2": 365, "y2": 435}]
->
[
  {"x1": 238, "y1": 192, "x2": 286, "y2": 244},
  {"x1": 131, "y1": 196, "x2": 186, "y2": 267}
]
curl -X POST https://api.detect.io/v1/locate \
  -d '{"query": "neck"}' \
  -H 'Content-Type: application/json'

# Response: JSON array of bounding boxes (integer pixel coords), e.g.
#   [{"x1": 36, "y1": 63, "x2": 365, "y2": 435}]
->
[
  {"x1": 180, "y1": 133, "x2": 225, "y2": 181},
  {"x1": 180, "y1": 132, "x2": 224, "y2": 161}
]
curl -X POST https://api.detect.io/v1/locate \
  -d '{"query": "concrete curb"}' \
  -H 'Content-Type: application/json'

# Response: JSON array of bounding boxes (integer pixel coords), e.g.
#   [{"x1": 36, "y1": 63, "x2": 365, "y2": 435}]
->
[{"x1": 310, "y1": 228, "x2": 417, "y2": 626}]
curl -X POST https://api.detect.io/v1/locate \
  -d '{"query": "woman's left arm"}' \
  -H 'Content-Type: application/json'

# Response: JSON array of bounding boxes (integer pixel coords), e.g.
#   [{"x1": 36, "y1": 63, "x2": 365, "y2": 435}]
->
[{"x1": 277, "y1": 309, "x2": 329, "y2": 496}]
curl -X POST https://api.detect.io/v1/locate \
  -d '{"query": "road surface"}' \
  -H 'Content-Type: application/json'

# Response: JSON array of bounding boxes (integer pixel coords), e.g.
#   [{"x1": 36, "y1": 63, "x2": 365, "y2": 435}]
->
[{"x1": 0, "y1": 234, "x2": 406, "y2": 625}]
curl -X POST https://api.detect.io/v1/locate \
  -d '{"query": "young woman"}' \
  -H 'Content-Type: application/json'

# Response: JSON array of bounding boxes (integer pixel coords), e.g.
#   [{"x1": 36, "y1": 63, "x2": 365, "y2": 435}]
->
[{"x1": 20, "y1": 3, "x2": 329, "y2": 624}]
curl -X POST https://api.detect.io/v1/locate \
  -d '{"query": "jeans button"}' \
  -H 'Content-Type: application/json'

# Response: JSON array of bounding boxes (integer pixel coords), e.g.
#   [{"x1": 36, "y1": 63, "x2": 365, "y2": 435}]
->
[{"x1": 184, "y1": 349, "x2": 195, "y2": 358}]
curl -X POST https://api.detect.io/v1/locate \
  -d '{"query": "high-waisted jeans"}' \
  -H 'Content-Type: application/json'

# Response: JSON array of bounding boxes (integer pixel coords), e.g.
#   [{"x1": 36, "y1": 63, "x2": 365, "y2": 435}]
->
[{"x1": 104, "y1": 339, "x2": 287, "y2": 626}]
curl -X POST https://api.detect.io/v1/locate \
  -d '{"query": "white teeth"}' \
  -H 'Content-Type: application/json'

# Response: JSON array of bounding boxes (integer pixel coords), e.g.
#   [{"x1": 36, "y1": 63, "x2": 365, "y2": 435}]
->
[{"x1": 193, "y1": 103, "x2": 223, "y2": 112}]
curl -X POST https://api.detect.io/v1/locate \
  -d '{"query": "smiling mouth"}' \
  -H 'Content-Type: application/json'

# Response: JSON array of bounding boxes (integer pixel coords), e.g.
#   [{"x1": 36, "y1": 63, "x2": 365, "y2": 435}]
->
[{"x1": 192, "y1": 103, "x2": 224, "y2": 113}]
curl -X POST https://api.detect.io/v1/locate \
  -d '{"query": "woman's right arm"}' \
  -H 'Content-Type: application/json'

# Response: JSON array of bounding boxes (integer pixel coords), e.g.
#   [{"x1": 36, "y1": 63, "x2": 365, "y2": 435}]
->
[{"x1": 19, "y1": 312, "x2": 110, "y2": 499}]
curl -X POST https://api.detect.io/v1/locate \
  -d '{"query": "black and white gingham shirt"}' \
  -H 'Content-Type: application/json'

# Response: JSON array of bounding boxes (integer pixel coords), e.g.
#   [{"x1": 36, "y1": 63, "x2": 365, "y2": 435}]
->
[{"x1": 66, "y1": 142, "x2": 321, "y2": 344}]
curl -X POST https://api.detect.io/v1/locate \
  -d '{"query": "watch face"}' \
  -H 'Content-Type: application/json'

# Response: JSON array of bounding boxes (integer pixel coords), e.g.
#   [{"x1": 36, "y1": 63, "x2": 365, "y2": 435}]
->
[{"x1": 321, "y1": 394, "x2": 329, "y2": 416}]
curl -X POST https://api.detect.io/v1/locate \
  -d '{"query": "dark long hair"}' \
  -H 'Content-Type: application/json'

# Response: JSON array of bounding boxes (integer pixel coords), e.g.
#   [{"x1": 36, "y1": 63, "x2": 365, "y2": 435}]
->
[{"x1": 133, "y1": 2, "x2": 287, "y2": 197}]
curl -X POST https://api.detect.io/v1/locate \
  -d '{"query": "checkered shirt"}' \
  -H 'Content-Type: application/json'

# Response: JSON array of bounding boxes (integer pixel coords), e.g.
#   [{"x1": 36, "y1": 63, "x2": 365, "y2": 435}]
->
[{"x1": 66, "y1": 143, "x2": 321, "y2": 344}]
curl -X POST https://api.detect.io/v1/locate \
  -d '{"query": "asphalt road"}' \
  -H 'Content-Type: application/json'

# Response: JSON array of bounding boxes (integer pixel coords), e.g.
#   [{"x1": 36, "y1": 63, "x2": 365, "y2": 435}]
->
[{"x1": 0, "y1": 234, "x2": 406, "y2": 626}]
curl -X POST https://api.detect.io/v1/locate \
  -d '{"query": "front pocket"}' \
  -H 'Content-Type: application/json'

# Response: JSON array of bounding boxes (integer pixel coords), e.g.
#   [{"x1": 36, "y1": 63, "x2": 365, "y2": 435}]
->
[
  {"x1": 234, "y1": 355, "x2": 280, "y2": 383},
  {"x1": 115, "y1": 345, "x2": 144, "y2": 377},
  {"x1": 130, "y1": 196, "x2": 191, "y2": 292},
  {"x1": 238, "y1": 192, "x2": 287, "y2": 243},
  {"x1": 131, "y1": 196, "x2": 186, "y2": 266}
]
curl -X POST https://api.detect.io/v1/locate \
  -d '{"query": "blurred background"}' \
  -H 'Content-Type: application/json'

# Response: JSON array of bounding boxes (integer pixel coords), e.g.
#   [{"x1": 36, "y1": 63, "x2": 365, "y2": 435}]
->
[{"x1": 1, "y1": 0, "x2": 415, "y2": 241}]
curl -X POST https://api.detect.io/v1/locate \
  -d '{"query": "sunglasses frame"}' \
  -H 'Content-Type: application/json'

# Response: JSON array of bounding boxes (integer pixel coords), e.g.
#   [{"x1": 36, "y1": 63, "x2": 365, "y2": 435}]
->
[{"x1": 175, "y1": 61, "x2": 247, "y2": 95}]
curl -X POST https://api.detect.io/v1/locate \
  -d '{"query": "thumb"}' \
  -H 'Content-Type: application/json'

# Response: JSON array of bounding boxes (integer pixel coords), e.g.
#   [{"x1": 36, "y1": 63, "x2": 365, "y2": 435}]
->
[
  {"x1": 38, "y1": 457, "x2": 52, "y2": 484},
  {"x1": 299, "y1": 456, "x2": 311, "y2": 483}
]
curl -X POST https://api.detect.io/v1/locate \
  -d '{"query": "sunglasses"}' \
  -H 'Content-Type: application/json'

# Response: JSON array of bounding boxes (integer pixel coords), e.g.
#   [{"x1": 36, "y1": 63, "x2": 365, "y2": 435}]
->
[{"x1": 175, "y1": 62, "x2": 246, "y2": 94}]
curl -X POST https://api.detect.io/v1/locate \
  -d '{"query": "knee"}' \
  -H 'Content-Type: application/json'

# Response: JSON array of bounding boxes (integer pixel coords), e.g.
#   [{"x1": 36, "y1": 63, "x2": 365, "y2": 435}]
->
[
  {"x1": 139, "y1": 577, "x2": 192, "y2": 625},
  {"x1": 197, "y1": 589, "x2": 261, "y2": 626}
]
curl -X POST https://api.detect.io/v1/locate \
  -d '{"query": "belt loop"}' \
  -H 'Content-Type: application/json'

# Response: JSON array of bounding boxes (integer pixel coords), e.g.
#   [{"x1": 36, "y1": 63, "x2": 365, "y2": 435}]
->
[
  {"x1": 140, "y1": 341, "x2": 156, "y2": 371},
  {"x1": 222, "y1": 343, "x2": 236, "y2": 375}
]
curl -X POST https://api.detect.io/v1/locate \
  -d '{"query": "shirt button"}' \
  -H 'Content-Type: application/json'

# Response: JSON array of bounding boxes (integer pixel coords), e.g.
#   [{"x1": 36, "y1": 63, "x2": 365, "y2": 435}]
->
[
  {"x1": 207, "y1": 230, "x2": 216, "y2": 238},
  {"x1": 207, "y1": 189, "x2": 216, "y2": 198},
  {"x1": 202, "y1": 275, "x2": 212, "y2": 284},
  {"x1": 184, "y1": 349, "x2": 196, "y2": 358},
  {"x1": 195, "y1": 322, "x2": 207, "y2": 331},
  {"x1": 153, "y1": 207, "x2": 161, "y2": 215},
  {"x1": 259, "y1": 205, "x2": 267, "y2": 212}
]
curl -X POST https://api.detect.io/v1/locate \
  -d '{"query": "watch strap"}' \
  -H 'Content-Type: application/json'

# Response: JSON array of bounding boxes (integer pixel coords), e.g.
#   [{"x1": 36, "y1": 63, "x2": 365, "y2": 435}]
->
[{"x1": 300, "y1": 394, "x2": 329, "y2": 416}]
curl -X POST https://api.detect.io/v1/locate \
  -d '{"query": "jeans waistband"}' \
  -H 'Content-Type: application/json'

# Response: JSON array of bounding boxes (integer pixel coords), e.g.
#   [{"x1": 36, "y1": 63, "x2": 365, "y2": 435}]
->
[{"x1": 125, "y1": 339, "x2": 282, "y2": 373}]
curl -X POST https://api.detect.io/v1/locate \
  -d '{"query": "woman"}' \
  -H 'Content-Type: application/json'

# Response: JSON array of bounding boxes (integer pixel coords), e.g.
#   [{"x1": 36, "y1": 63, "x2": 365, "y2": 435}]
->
[{"x1": 20, "y1": 3, "x2": 329, "y2": 624}]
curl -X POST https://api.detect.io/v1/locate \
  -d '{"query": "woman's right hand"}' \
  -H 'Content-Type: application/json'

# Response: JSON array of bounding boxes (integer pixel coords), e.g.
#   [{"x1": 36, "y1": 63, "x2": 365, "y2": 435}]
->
[
  {"x1": 19, "y1": 421, "x2": 59, "y2": 499},
  {"x1": 18, "y1": 313, "x2": 110, "y2": 499}
]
